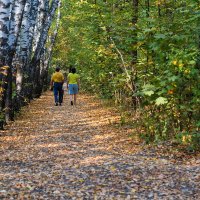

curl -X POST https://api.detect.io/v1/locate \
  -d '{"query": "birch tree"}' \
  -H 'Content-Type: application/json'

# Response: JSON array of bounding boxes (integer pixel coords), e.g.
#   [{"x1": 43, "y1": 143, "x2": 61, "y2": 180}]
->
[
  {"x1": 40, "y1": 0, "x2": 61, "y2": 92},
  {"x1": 0, "y1": 0, "x2": 11, "y2": 85},
  {"x1": 32, "y1": 0, "x2": 59, "y2": 64},
  {"x1": 15, "y1": 0, "x2": 39, "y2": 102},
  {"x1": 0, "y1": 0, "x2": 60, "y2": 128},
  {"x1": 0, "y1": 0, "x2": 12, "y2": 127},
  {"x1": 14, "y1": 0, "x2": 31, "y2": 106},
  {"x1": 0, "y1": 0, "x2": 11, "y2": 61},
  {"x1": 4, "y1": 0, "x2": 27, "y2": 121},
  {"x1": 32, "y1": 0, "x2": 49, "y2": 54},
  {"x1": 8, "y1": 0, "x2": 26, "y2": 62},
  {"x1": 31, "y1": 0, "x2": 59, "y2": 97}
]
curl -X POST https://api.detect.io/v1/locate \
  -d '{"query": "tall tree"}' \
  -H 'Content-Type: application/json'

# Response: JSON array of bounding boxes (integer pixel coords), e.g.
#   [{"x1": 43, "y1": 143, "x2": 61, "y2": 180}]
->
[
  {"x1": 31, "y1": 0, "x2": 59, "y2": 97},
  {"x1": 130, "y1": 0, "x2": 139, "y2": 110},
  {"x1": 0, "y1": 0, "x2": 11, "y2": 62},
  {"x1": 40, "y1": 0, "x2": 61, "y2": 90},
  {"x1": 5, "y1": 0, "x2": 27, "y2": 121},
  {"x1": 0, "y1": 0, "x2": 12, "y2": 127}
]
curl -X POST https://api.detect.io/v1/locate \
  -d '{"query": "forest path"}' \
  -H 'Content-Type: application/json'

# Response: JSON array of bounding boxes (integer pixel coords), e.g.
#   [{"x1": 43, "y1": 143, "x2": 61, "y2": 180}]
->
[{"x1": 0, "y1": 91, "x2": 199, "y2": 199}]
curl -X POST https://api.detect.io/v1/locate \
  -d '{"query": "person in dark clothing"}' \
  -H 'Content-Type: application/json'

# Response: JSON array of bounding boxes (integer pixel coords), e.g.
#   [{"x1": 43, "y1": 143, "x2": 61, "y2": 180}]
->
[{"x1": 50, "y1": 67, "x2": 64, "y2": 106}]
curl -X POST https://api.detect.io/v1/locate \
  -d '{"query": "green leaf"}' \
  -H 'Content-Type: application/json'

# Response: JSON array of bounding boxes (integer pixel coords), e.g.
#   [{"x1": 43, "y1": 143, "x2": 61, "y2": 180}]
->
[
  {"x1": 142, "y1": 84, "x2": 156, "y2": 96},
  {"x1": 143, "y1": 90, "x2": 154, "y2": 96},
  {"x1": 155, "y1": 97, "x2": 168, "y2": 105},
  {"x1": 196, "y1": 121, "x2": 200, "y2": 127},
  {"x1": 168, "y1": 76, "x2": 178, "y2": 82},
  {"x1": 154, "y1": 34, "x2": 166, "y2": 39},
  {"x1": 143, "y1": 28, "x2": 152, "y2": 33},
  {"x1": 142, "y1": 84, "x2": 155, "y2": 90},
  {"x1": 188, "y1": 60, "x2": 196, "y2": 65}
]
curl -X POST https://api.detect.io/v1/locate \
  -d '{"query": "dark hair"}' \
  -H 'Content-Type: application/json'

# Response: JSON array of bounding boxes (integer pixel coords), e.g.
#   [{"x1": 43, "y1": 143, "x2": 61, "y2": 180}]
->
[
  {"x1": 69, "y1": 65, "x2": 73, "y2": 73},
  {"x1": 71, "y1": 67, "x2": 76, "y2": 74},
  {"x1": 55, "y1": 67, "x2": 60, "y2": 72}
]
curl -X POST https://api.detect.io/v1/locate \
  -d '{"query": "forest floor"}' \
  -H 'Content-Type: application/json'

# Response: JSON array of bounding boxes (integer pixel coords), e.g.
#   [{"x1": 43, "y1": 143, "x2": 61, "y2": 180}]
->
[{"x1": 0, "y1": 90, "x2": 199, "y2": 199}]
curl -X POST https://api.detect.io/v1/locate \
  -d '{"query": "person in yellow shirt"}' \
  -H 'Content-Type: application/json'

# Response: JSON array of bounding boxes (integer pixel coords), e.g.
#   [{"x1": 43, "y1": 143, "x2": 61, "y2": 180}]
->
[
  {"x1": 50, "y1": 67, "x2": 64, "y2": 106},
  {"x1": 67, "y1": 67, "x2": 80, "y2": 106}
]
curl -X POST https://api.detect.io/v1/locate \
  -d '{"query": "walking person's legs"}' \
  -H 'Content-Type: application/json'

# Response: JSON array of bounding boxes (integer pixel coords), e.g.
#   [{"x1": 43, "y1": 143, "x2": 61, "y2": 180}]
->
[
  {"x1": 71, "y1": 96, "x2": 73, "y2": 105},
  {"x1": 58, "y1": 83, "x2": 63, "y2": 105},
  {"x1": 68, "y1": 84, "x2": 74, "y2": 105},
  {"x1": 60, "y1": 89, "x2": 64, "y2": 103},
  {"x1": 74, "y1": 94, "x2": 77, "y2": 106},
  {"x1": 73, "y1": 84, "x2": 78, "y2": 106},
  {"x1": 68, "y1": 84, "x2": 78, "y2": 106},
  {"x1": 53, "y1": 84, "x2": 59, "y2": 106}
]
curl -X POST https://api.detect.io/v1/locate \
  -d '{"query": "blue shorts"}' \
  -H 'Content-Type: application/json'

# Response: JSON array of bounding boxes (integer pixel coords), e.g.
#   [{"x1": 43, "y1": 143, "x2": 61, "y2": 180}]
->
[{"x1": 68, "y1": 84, "x2": 78, "y2": 95}]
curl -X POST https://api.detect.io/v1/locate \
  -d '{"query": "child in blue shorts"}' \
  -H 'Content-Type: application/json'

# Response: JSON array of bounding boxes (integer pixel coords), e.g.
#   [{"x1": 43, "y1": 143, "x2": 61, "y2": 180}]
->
[{"x1": 67, "y1": 67, "x2": 80, "y2": 106}]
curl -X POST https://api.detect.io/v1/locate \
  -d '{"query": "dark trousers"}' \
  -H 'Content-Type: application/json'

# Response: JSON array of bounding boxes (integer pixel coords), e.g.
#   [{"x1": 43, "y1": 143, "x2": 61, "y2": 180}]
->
[{"x1": 53, "y1": 82, "x2": 63, "y2": 103}]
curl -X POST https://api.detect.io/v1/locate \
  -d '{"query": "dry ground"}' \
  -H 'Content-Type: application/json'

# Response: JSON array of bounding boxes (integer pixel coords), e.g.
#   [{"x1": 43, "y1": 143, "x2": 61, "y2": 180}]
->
[{"x1": 0, "y1": 91, "x2": 199, "y2": 199}]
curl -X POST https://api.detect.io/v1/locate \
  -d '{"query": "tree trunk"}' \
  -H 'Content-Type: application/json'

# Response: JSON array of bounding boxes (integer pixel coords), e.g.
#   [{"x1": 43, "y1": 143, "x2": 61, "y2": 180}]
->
[
  {"x1": 4, "y1": 0, "x2": 27, "y2": 122},
  {"x1": 32, "y1": 0, "x2": 59, "y2": 64},
  {"x1": 41, "y1": 1, "x2": 61, "y2": 88},
  {"x1": 0, "y1": 0, "x2": 11, "y2": 59},
  {"x1": 32, "y1": 0, "x2": 49, "y2": 54},
  {"x1": 131, "y1": 0, "x2": 139, "y2": 110},
  {"x1": 41, "y1": 0, "x2": 61, "y2": 89},
  {"x1": 29, "y1": 0, "x2": 49, "y2": 97},
  {"x1": 15, "y1": 0, "x2": 39, "y2": 101},
  {"x1": 0, "y1": 0, "x2": 12, "y2": 128},
  {"x1": 15, "y1": 0, "x2": 31, "y2": 101},
  {"x1": 31, "y1": 0, "x2": 59, "y2": 97}
]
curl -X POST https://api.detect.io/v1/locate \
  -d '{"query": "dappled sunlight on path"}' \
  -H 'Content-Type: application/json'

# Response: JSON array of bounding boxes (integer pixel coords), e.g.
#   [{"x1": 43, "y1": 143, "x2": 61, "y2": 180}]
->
[{"x1": 0, "y1": 91, "x2": 199, "y2": 199}]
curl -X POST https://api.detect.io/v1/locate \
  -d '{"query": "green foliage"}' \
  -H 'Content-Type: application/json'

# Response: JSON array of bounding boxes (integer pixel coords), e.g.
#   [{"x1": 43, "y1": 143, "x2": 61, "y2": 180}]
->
[
  {"x1": 52, "y1": 0, "x2": 200, "y2": 150},
  {"x1": 176, "y1": 131, "x2": 200, "y2": 151},
  {"x1": 155, "y1": 97, "x2": 168, "y2": 106}
]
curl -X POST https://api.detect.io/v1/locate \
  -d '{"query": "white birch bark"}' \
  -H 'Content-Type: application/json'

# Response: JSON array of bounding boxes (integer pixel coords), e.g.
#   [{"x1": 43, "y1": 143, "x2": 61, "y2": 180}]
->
[
  {"x1": 40, "y1": 0, "x2": 61, "y2": 88},
  {"x1": 32, "y1": 0, "x2": 49, "y2": 53},
  {"x1": 14, "y1": 0, "x2": 31, "y2": 99},
  {"x1": 16, "y1": 0, "x2": 31, "y2": 60},
  {"x1": 0, "y1": 0, "x2": 11, "y2": 60},
  {"x1": 27, "y1": 0, "x2": 40, "y2": 59},
  {"x1": 31, "y1": 0, "x2": 59, "y2": 97},
  {"x1": 16, "y1": 0, "x2": 38, "y2": 60},
  {"x1": 43, "y1": 0, "x2": 61, "y2": 70},
  {"x1": 15, "y1": 0, "x2": 39, "y2": 97},
  {"x1": 0, "y1": 0, "x2": 13, "y2": 124},
  {"x1": 15, "y1": 0, "x2": 32, "y2": 96},
  {"x1": 6, "y1": 0, "x2": 26, "y2": 121},
  {"x1": 8, "y1": 0, "x2": 26, "y2": 60},
  {"x1": 32, "y1": 0, "x2": 59, "y2": 63}
]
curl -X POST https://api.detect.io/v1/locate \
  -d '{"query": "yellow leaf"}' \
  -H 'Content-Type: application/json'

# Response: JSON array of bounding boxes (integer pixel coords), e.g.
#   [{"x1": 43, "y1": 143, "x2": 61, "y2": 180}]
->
[
  {"x1": 1, "y1": 65, "x2": 9, "y2": 70},
  {"x1": 110, "y1": 166, "x2": 116, "y2": 171},
  {"x1": 0, "y1": 71, "x2": 8, "y2": 76},
  {"x1": 0, "y1": 87, "x2": 4, "y2": 94}
]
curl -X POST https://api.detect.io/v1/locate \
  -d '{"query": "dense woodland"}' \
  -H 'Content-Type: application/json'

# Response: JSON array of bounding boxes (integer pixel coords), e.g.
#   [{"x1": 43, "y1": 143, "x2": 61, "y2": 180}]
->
[{"x1": 0, "y1": 0, "x2": 200, "y2": 150}]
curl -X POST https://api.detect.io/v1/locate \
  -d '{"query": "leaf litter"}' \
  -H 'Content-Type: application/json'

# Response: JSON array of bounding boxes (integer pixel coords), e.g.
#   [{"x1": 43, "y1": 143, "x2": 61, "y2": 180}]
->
[{"x1": 0, "y1": 91, "x2": 199, "y2": 199}]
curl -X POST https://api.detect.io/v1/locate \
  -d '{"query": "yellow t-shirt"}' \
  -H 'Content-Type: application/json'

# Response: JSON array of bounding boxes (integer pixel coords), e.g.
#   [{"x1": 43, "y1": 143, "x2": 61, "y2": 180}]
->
[
  {"x1": 51, "y1": 72, "x2": 64, "y2": 83},
  {"x1": 67, "y1": 73, "x2": 80, "y2": 84}
]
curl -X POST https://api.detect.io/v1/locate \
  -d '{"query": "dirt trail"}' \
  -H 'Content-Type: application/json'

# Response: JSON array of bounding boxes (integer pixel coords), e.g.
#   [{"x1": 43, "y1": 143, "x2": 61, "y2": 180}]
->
[{"x1": 0, "y1": 91, "x2": 199, "y2": 199}]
